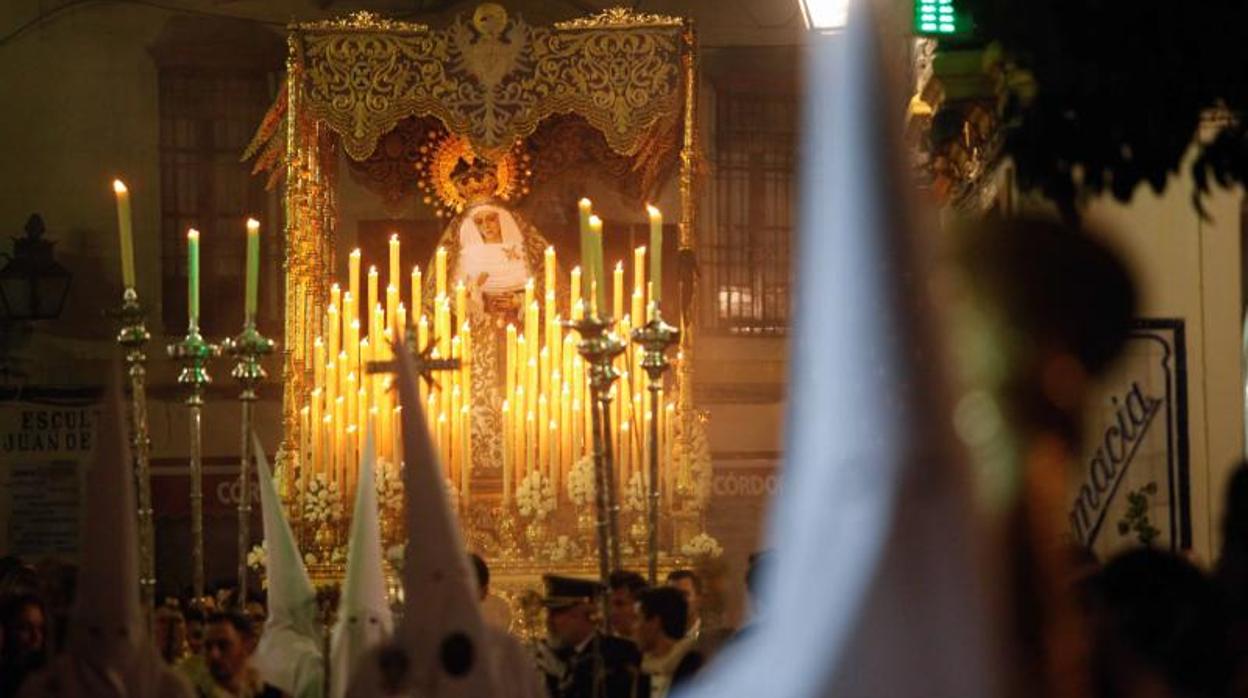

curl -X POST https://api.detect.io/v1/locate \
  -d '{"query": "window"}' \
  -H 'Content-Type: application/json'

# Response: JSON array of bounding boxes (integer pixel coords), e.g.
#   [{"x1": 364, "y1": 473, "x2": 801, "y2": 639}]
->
[
  {"x1": 153, "y1": 18, "x2": 283, "y2": 337},
  {"x1": 705, "y1": 89, "x2": 796, "y2": 335}
]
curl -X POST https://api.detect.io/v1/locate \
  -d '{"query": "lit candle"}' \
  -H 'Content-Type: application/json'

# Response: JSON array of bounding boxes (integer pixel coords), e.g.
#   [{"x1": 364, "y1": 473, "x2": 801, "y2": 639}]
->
[
  {"x1": 245, "y1": 218, "x2": 261, "y2": 322},
  {"x1": 544, "y1": 246, "x2": 556, "y2": 298},
  {"x1": 386, "y1": 284, "x2": 399, "y2": 335},
  {"x1": 327, "y1": 304, "x2": 340, "y2": 362},
  {"x1": 368, "y1": 265, "x2": 380, "y2": 334},
  {"x1": 525, "y1": 411, "x2": 536, "y2": 476},
  {"x1": 647, "y1": 204, "x2": 663, "y2": 303},
  {"x1": 502, "y1": 399, "x2": 512, "y2": 503},
  {"x1": 455, "y1": 281, "x2": 467, "y2": 325},
  {"x1": 112, "y1": 180, "x2": 136, "y2": 290},
  {"x1": 411, "y1": 265, "x2": 422, "y2": 318},
  {"x1": 349, "y1": 249, "x2": 362, "y2": 324},
  {"x1": 397, "y1": 302, "x2": 407, "y2": 337},
  {"x1": 612, "y1": 261, "x2": 624, "y2": 323},
  {"x1": 578, "y1": 198, "x2": 593, "y2": 296},
  {"x1": 186, "y1": 228, "x2": 200, "y2": 329},
  {"x1": 570, "y1": 266, "x2": 582, "y2": 315},
  {"x1": 633, "y1": 246, "x2": 646, "y2": 302},
  {"x1": 331, "y1": 283, "x2": 342, "y2": 321},
  {"x1": 588, "y1": 215, "x2": 605, "y2": 316},
  {"x1": 389, "y1": 233, "x2": 401, "y2": 291},
  {"x1": 505, "y1": 324, "x2": 518, "y2": 409},
  {"x1": 538, "y1": 393, "x2": 549, "y2": 477},
  {"x1": 310, "y1": 390, "x2": 323, "y2": 474},
  {"x1": 436, "y1": 246, "x2": 448, "y2": 299},
  {"x1": 313, "y1": 337, "x2": 326, "y2": 392}
]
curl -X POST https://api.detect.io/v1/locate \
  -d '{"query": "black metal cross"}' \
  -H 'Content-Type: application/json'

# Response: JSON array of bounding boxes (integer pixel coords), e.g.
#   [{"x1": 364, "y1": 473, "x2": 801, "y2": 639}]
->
[{"x1": 365, "y1": 335, "x2": 461, "y2": 391}]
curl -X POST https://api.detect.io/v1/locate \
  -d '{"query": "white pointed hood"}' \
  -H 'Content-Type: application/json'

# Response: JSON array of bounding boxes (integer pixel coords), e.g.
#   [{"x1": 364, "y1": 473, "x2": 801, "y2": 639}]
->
[
  {"x1": 330, "y1": 421, "x2": 394, "y2": 697},
  {"x1": 253, "y1": 434, "x2": 325, "y2": 698},
  {"x1": 346, "y1": 342, "x2": 496, "y2": 697},
  {"x1": 676, "y1": 2, "x2": 1002, "y2": 696},
  {"x1": 19, "y1": 365, "x2": 192, "y2": 697}
]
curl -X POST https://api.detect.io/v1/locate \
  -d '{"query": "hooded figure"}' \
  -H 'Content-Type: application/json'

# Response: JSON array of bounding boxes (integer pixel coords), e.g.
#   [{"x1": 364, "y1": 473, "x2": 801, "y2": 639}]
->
[
  {"x1": 346, "y1": 342, "x2": 498, "y2": 697},
  {"x1": 330, "y1": 422, "x2": 394, "y2": 697},
  {"x1": 677, "y1": 1, "x2": 1002, "y2": 696},
  {"x1": 253, "y1": 436, "x2": 325, "y2": 698},
  {"x1": 19, "y1": 367, "x2": 193, "y2": 698}
]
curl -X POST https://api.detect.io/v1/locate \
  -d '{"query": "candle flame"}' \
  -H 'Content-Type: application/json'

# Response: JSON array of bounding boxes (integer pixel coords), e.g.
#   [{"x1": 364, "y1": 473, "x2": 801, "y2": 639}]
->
[
  {"x1": 112, "y1": 179, "x2": 128, "y2": 194},
  {"x1": 646, "y1": 204, "x2": 661, "y2": 218},
  {"x1": 579, "y1": 197, "x2": 592, "y2": 209},
  {"x1": 351, "y1": 248, "x2": 361, "y2": 258},
  {"x1": 588, "y1": 214, "x2": 602, "y2": 227},
  {"x1": 615, "y1": 260, "x2": 623, "y2": 271},
  {"x1": 246, "y1": 218, "x2": 260, "y2": 232},
  {"x1": 187, "y1": 228, "x2": 199, "y2": 240},
  {"x1": 369, "y1": 265, "x2": 378, "y2": 275},
  {"x1": 390, "y1": 233, "x2": 399, "y2": 242}
]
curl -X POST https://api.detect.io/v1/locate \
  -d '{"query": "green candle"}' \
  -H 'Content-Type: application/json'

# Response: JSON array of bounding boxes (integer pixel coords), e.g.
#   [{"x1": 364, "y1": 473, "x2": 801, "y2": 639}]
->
[
  {"x1": 112, "y1": 180, "x2": 136, "y2": 290},
  {"x1": 588, "y1": 214, "x2": 606, "y2": 318},
  {"x1": 245, "y1": 218, "x2": 260, "y2": 322},
  {"x1": 187, "y1": 228, "x2": 200, "y2": 329},
  {"x1": 646, "y1": 204, "x2": 663, "y2": 304}
]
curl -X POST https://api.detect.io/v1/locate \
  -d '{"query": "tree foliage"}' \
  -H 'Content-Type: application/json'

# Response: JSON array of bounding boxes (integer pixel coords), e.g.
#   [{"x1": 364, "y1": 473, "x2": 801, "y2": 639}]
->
[{"x1": 959, "y1": 0, "x2": 1248, "y2": 214}]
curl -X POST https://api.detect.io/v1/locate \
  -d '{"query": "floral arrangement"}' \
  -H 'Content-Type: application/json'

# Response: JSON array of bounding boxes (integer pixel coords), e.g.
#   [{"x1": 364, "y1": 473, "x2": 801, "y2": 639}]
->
[
  {"x1": 546, "y1": 535, "x2": 583, "y2": 563},
  {"x1": 516, "y1": 470, "x2": 556, "y2": 520},
  {"x1": 247, "y1": 543, "x2": 267, "y2": 572},
  {"x1": 300, "y1": 474, "x2": 343, "y2": 526},
  {"x1": 567, "y1": 457, "x2": 596, "y2": 507},
  {"x1": 622, "y1": 471, "x2": 647, "y2": 513},
  {"x1": 375, "y1": 459, "x2": 405, "y2": 513},
  {"x1": 681, "y1": 532, "x2": 724, "y2": 559},
  {"x1": 303, "y1": 546, "x2": 345, "y2": 567}
]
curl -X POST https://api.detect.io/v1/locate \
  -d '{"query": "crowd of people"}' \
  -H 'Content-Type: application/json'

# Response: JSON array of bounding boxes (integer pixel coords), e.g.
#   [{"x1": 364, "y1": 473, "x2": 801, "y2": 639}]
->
[{"x1": 0, "y1": 552, "x2": 762, "y2": 698}]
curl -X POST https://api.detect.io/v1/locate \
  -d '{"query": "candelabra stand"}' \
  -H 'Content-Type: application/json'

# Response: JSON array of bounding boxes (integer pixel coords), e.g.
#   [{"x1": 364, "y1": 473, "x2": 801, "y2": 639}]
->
[
  {"x1": 567, "y1": 315, "x2": 626, "y2": 622},
  {"x1": 221, "y1": 322, "x2": 275, "y2": 605},
  {"x1": 115, "y1": 288, "x2": 155, "y2": 612},
  {"x1": 631, "y1": 311, "x2": 679, "y2": 585},
  {"x1": 168, "y1": 326, "x2": 219, "y2": 600}
]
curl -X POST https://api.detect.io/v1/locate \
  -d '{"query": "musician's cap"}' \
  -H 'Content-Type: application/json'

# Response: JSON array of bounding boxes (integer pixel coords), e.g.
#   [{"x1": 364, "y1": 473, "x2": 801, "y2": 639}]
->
[{"x1": 541, "y1": 575, "x2": 603, "y2": 610}]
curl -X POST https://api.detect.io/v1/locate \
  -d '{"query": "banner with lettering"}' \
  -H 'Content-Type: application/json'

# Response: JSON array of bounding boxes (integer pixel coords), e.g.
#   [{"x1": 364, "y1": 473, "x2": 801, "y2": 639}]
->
[
  {"x1": 0, "y1": 397, "x2": 102, "y2": 558},
  {"x1": 1068, "y1": 319, "x2": 1190, "y2": 557}
]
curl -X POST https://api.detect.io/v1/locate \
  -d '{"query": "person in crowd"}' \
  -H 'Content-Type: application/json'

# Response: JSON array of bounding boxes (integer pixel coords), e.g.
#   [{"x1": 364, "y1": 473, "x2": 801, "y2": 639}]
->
[
  {"x1": 954, "y1": 215, "x2": 1138, "y2": 698},
  {"x1": 199, "y1": 611, "x2": 279, "y2": 698},
  {"x1": 471, "y1": 552, "x2": 512, "y2": 631},
  {"x1": 536, "y1": 575, "x2": 642, "y2": 698},
  {"x1": 468, "y1": 553, "x2": 546, "y2": 698},
  {"x1": 607, "y1": 570, "x2": 647, "y2": 641},
  {"x1": 1086, "y1": 547, "x2": 1231, "y2": 698},
  {"x1": 185, "y1": 605, "x2": 208, "y2": 657},
  {"x1": 0, "y1": 594, "x2": 48, "y2": 698},
  {"x1": 156, "y1": 602, "x2": 189, "y2": 664},
  {"x1": 1216, "y1": 462, "x2": 1248, "y2": 694},
  {"x1": 664, "y1": 570, "x2": 702, "y2": 640},
  {"x1": 636, "y1": 586, "x2": 694, "y2": 698}
]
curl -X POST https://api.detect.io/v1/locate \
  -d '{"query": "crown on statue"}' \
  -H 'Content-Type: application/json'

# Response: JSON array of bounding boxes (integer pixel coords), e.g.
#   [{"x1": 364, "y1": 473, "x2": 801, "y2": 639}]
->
[{"x1": 449, "y1": 157, "x2": 501, "y2": 205}]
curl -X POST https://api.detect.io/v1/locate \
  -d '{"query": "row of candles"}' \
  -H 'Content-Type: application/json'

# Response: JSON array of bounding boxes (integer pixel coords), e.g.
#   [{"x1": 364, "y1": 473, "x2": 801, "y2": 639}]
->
[
  {"x1": 297, "y1": 199, "x2": 677, "y2": 507},
  {"x1": 112, "y1": 177, "x2": 677, "y2": 508}
]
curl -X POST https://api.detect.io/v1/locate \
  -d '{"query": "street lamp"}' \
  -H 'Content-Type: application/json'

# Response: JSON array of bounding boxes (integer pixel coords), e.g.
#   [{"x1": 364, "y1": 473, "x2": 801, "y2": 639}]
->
[
  {"x1": 798, "y1": 0, "x2": 850, "y2": 33},
  {"x1": 0, "y1": 214, "x2": 71, "y2": 322}
]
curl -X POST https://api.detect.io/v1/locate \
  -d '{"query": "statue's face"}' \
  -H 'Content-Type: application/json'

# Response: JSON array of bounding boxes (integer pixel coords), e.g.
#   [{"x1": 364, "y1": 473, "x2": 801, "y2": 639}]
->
[{"x1": 473, "y1": 210, "x2": 504, "y2": 243}]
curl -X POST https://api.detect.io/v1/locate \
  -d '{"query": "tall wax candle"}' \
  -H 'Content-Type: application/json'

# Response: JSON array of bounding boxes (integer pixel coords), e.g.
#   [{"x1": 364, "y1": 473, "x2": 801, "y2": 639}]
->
[
  {"x1": 544, "y1": 246, "x2": 556, "y2": 298},
  {"x1": 411, "y1": 266, "x2": 422, "y2": 319},
  {"x1": 612, "y1": 261, "x2": 624, "y2": 323},
  {"x1": 349, "y1": 249, "x2": 362, "y2": 324},
  {"x1": 570, "y1": 266, "x2": 582, "y2": 314},
  {"x1": 386, "y1": 285, "x2": 399, "y2": 334},
  {"x1": 436, "y1": 246, "x2": 448, "y2": 299},
  {"x1": 389, "y1": 234, "x2": 401, "y2": 291},
  {"x1": 647, "y1": 205, "x2": 663, "y2": 303},
  {"x1": 245, "y1": 218, "x2": 260, "y2": 322},
  {"x1": 587, "y1": 215, "x2": 605, "y2": 316},
  {"x1": 578, "y1": 198, "x2": 593, "y2": 297},
  {"x1": 112, "y1": 180, "x2": 136, "y2": 290},
  {"x1": 455, "y1": 281, "x2": 467, "y2": 326},
  {"x1": 368, "y1": 266, "x2": 380, "y2": 334},
  {"x1": 327, "y1": 304, "x2": 340, "y2": 363},
  {"x1": 633, "y1": 246, "x2": 646, "y2": 301},
  {"x1": 331, "y1": 283, "x2": 342, "y2": 322},
  {"x1": 186, "y1": 228, "x2": 200, "y2": 329},
  {"x1": 502, "y1": 400, "x2": 511, "y2": 502}
]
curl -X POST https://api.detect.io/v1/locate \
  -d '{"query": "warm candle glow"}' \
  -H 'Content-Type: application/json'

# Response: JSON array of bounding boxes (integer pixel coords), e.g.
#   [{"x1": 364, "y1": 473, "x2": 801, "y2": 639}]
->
[
  {"x1": 244, "y1": 218, "x2": 261, "y2": 322},
  {"x1": 112, "y1": 179, "x2": 136, "y2": 290}
]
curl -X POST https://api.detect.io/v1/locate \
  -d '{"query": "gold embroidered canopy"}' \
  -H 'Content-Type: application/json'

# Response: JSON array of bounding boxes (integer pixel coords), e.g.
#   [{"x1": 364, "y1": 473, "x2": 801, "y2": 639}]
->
[{"x1": 247, "y1": 4, "x2": 707, "y2": 582}]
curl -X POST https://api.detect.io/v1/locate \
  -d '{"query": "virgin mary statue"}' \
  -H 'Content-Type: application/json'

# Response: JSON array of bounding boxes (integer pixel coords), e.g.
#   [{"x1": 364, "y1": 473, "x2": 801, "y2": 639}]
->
[{"x1": 424, "y1": 156, "x2": 560, "y2": 477}]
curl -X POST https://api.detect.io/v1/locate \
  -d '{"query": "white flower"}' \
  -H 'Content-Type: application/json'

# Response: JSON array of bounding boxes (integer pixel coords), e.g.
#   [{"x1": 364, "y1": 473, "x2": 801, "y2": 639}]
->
[
  {"x1": 567, "y1": 457, "x2": 596, "y2": 507},
  {"x1": 546, "y1": 535, "x2": 581, "y2": 563},
  {"x1": 516, "y1": 471, "x2": 556, "y2": 520},
  {"x1": 247, "y1": 543, "x2": 267, "y2": 571},
  {"x1": 681, "y1": 532, "x2": 723, "y2": 559},
  {"x1": 622, "y1": 471, "x2": 647, "y2": 513},
  {"x1": 300, "y1": 474, "x2": 344, "y2": 525}
]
